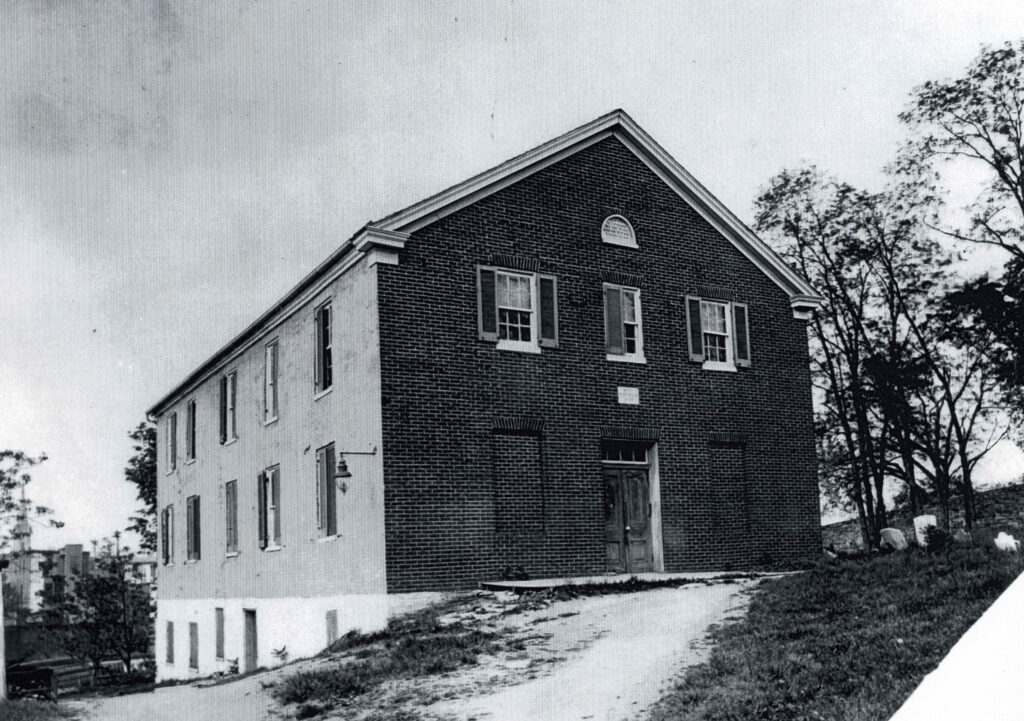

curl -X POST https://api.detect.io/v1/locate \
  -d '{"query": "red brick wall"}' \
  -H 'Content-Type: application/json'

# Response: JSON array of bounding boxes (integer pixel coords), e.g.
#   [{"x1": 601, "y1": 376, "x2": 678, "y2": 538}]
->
[{"x1": 377, "y1": 137, "x2": 820, "y2": 592}]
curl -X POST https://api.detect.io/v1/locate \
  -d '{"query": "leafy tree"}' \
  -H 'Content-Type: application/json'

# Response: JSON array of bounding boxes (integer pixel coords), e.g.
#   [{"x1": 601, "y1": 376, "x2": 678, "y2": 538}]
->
[
  {"x1": 0, "y1": 450, "x2": 62, "y2": 554},
  {"x1": 37, "y1": 537, "x2": 154, "y2": 681},
  {"x1": 899, "y1": 40, "x2": 1024, "y2": 426},
  {"x1": 124, "y1": 423, "x2": 157, "y2": 553}
]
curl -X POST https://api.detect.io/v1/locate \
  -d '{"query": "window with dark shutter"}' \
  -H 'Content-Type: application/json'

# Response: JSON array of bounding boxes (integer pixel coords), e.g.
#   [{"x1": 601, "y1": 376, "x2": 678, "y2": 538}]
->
[
  {"x1": 317, "y1": 444, "x2": 338, "y2": 537},
  {"x1": 186, "y1": 495, "x2": 200, "y2": 560},
  {"x1": 315, "y1": 302, "x2": 333, "y2": 393},
  {"x1": 270, "y1": 467, "x2": 281, "y2": 545},
  {"x1": 604, "y1": 284, "x2": 644, "y2": 360},
  {"x1": 225, "y1": 480, "x2": 238, "y2": 554},
  {"x1": 167, "y1": 413, "x2": 177, "y2": 471},
  {"x1": 257, "y1": 471, "x2": 268, "y2": 549},
  {"x1": 685, "y1": 295, "x2": 751, "y2": 370},
  {"x1": 219, "y1": 376, "x2": 228, "y2": 443},
  {"x1": 215, "y1": 608, "x2": 225, "y2": 660},
  {"x1": 186, "y1": 400, "x2": 196, "y2": 461},
  {"x1": 477, "y1": 265, "x2": 557, "y2": 352}
]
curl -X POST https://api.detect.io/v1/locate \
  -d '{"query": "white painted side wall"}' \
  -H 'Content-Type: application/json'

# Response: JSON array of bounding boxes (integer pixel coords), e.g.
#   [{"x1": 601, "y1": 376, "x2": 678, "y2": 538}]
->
[
  {"x1": 153, "y1": 258, "x2": 388, "y2": 681},
  {"x1": 156, "y1": 594, "x2": 389, "y2": 680}
]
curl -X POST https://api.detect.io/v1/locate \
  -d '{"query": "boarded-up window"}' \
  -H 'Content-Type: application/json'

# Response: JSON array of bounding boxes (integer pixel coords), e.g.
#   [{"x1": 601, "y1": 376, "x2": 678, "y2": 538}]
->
[
  {"x1": 166, "y1": 621, "x2": 174, "y2": 664},
  {"x1": 189, "y1": 622, "x2": 199, "y2": 670},
  {"x1": 326, "y1": 609, "x2": 338, "y2": 646},
  {"x1": 709, "y1": 443, "x2": 750, "y2": 556},
  {"x1": 492, "y1": 432, "x2": 544, "y2": 536},
  {"x1": 215, "y1": 608, "x2": 225, "y2": 660}
]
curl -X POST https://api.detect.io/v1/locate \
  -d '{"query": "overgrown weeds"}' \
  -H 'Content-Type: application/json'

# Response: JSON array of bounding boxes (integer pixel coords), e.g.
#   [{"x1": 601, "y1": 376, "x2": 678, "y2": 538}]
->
[
  {"x1": 274, "y1": 601, "x2": 500, "y2": 709},
  {"x1": 0, "y1": 699, "x2": 77, "y2": 721},
  {"x1": 649, "y1": 545, "x2": 1024, "y2": 721}
]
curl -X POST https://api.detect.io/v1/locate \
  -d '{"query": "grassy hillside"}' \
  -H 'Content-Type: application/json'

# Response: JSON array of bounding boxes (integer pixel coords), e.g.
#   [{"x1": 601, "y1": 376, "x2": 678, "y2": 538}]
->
[{"x1": 823, "y1": 482, "x2": 1024, "y2": 550}]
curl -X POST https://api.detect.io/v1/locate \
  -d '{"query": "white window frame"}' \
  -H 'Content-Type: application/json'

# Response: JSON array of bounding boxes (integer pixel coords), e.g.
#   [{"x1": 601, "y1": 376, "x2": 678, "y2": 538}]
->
[
  {"x1": 264, "y1": 340, "x2": 279, "y2": 424},
  {"x1": 601, "y1": 215, "x2": 638, "y2": 248},
  {"x1": 314, "y1": 301, "x2": 333, "y2": 396},
  {"x1": 495, "y1": 270, "x2": 540, "y2": 354},
  {"x1": 700, "y1": 299, "x2": 735, "y2": 372},
  {"x1": 604, "y1": 284, "x2": 646, "y2": 364},
  {"x1": 166, "y1": 412, "x2": 177, "y2": 472},
  {"x1": 262, "y1": 466, "x2": 281, "y2": 551}
]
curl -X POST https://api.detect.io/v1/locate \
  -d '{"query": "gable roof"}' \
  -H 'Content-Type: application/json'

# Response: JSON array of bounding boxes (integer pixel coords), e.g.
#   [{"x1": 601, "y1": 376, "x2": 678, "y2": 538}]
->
[{"x1": 148, "y1": 110, "x2": 820, "y2": 417}]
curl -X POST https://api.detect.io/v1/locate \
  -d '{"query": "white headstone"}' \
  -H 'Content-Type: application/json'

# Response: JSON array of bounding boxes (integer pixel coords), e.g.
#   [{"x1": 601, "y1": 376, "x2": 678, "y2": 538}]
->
[
  {"x1": 995, "y1": 532, "x2": 1021, "y2": 553},
  {"x1": 880, "y1": 528, "x2": 908, "y2": 551},
  {"x1": 913, "y1": 515, "x2": 937, "y2": 546}
]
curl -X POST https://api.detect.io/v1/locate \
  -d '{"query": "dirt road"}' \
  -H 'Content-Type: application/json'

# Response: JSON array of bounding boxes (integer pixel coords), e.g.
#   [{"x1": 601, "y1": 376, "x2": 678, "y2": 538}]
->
[{"x1": 72, "y1": 578, "x2": 759, "y2": 721}]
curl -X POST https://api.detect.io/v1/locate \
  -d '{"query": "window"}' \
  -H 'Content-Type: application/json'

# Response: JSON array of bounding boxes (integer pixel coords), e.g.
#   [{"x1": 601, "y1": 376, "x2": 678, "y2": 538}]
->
[
  {"x1": 601, "y1": 440, "x2": 649, "y2": 464},
  {"x1": 189, "y1": 622, "x2": 199, "y2": 670},
  {"x1": 166, "y1": 412, "x2": 177, "y2": 472},
  {"x1": 225, "y1": 480, "x2": 238, "y2": 554},
  {"x1": 166, "y1": 621, "x2": 174, "y2": 664},
  {"x1": 185, "y1": 400, "x2": 197, "y2": 461},
  {"x1": 258, "y1": 466, "x2": 281, "y2": 549},
  {"x1": 604, "y1": 284, "x2": 645, "y2": 362},
  {"x1": 685, "y1": 296, "x2": 750, "y2": 371},
  {"x1": 264, "y1": 341, "x2": 279, "y2": 422},
  {"x1": 477, "y1": 266, "x2": 557, "y2": 351},
  {"x1": 219, "y1": 371, "x2": 237, "y2": 443},
  {"x1": 315, "y1": 302, "x2": 333, "y2": 394},
  {"x1": 161, "y1": 505, "x2": 174, "y2": 564},
  {"x1": 186, "y1": 495, "x2": 201, "y2": 561},
  {"x1": 215, "y1": 608, "x2": 225, "y2": 660},
  {"x1": 316, "y1": 444, "x2": 338, "y2": 537}
]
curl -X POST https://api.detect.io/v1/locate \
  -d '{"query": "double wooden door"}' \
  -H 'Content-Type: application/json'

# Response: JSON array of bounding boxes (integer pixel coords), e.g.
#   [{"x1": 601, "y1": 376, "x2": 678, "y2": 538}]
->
[{"x1": 604, "y1": 467, "x2": 653, "y2": 573}]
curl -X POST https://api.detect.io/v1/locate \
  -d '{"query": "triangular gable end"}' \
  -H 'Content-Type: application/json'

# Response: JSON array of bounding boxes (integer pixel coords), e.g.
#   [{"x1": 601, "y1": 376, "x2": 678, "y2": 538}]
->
[{"x1": 371, "y1": 109, "x2": 821, "y2": 311}]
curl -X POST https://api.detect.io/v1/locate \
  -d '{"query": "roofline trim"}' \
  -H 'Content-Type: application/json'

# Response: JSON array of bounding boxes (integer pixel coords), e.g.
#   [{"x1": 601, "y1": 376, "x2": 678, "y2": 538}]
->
[{"x1": 147, "y1": 228, "x2": 408, "y2": 417}]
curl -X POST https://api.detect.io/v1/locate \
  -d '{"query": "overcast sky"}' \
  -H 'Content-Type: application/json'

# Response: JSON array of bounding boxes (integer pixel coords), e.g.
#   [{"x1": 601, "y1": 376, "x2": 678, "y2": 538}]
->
[{"x1": 3, "y1": 0, "x2": 1024, "y2": 550}]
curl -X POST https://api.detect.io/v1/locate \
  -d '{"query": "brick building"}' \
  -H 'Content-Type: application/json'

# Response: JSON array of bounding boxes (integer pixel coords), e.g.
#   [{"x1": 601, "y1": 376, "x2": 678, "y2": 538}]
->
[{"x1": 148, "y1": 110, "x2": 822, "y2": 680}]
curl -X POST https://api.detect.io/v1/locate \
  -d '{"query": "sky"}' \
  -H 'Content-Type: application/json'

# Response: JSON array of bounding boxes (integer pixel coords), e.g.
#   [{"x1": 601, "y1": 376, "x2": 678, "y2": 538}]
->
[{"x1": 2, "y1": 0, "x2": 1024, "y2": 550}]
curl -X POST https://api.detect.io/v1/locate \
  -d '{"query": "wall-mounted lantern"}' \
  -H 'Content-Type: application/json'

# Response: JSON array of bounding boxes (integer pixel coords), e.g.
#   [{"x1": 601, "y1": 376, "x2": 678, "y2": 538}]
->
[{"x1": 334, "y1": 446, "x2": 377, "y2": 491}]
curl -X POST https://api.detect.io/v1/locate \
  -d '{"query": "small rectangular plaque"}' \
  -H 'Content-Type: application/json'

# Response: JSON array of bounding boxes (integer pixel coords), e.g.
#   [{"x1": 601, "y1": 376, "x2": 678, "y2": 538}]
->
[{"x1": 617, "y1": 386, "x2": 640, "y2": 405}]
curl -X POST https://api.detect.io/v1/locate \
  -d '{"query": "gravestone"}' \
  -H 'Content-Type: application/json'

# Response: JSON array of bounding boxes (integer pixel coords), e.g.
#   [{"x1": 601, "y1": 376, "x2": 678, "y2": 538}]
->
[
  {"x1": 952, "y1": 529, "x2": 972, "y2": 545},
  {"x1": 880, "y1": 528, "x2": 908, "y2": 551},
  {"x1": 913, "y1": 515, "x2": 938, "y2": 546},
  {"x1": 995, "y1": 532, "x2": 1021, "y2": 553}
]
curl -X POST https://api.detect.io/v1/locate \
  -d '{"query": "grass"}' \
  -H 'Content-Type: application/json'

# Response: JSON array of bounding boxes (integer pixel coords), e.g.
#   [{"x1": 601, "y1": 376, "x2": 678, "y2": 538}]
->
[
  {"x1": 649, "y1": 545, "x2": 1024, "y2": 721},
  {"x1": 0, "y1": 699, "x2": 77, "y2": 721},
  {"x1": 272, "y1": 601, "x2": 501, "y2": 712}
]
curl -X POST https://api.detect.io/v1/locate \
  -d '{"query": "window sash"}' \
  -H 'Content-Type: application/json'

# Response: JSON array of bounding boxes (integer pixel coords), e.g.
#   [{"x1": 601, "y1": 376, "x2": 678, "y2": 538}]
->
[
  {"x1": 261, "y1": 467, "x2": 281, "y2": 547},
  {"x1": 700, "y1": 300, "x2": 732, "y2": 365},
  {"x1": 226, "y1": 372, "x2": 237, "y2": 439},
  {"x1": 605, "y1": 285, "x2": 643, "y2": 358}
]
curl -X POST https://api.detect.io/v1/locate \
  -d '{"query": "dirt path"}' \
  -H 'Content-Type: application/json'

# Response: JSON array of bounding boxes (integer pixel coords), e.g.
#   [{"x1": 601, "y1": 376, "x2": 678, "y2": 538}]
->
[
  {"x1": 70, "y1": 578, "x2": 759, "y2": 721},
  {"x1": 427, "y1": 581, "x2": 756, "y2": 721}
]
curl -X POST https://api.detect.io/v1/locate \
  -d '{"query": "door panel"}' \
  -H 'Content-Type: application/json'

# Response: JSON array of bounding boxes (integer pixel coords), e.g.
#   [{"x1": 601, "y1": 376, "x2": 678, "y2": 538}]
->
[
  {"x1": 623, "y1": 470, "x2": 653, "y2": 572},
  {"x1": 604, "y1": 467, "x2": 652, "y2": 573},
  {"x1": 244, "y1": 610, "x2": 257, "y2": 672},
  {"x1": 603, "y1": 470, "x2": 626, "y2": 572}
]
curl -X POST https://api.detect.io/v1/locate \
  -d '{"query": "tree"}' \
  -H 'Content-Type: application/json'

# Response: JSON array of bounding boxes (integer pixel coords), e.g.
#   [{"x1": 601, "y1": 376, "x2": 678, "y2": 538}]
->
[
  {"x1": 899, "y1": 40, "x2": 1024, "y2": 426},
  {"x1": 0, "y1": 450, "x2": 62, "y2": 554},
  {"x1": 37, "y1": 537, "x2": 154, "y2": 681},
  {"x1": 124, "y1": 423, "x2": 157, "y2": 553}
]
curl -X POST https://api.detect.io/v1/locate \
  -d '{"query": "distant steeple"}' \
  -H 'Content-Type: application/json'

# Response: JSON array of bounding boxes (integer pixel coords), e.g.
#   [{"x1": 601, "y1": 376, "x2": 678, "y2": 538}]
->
[{"x1": 12, "y1": 482, "x2": 32, "y2": 553}]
